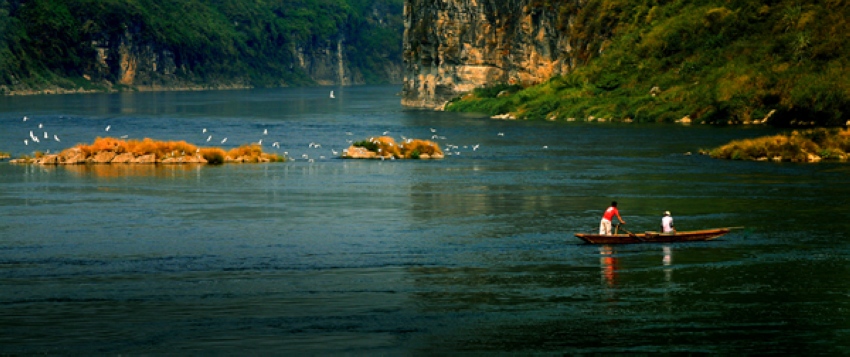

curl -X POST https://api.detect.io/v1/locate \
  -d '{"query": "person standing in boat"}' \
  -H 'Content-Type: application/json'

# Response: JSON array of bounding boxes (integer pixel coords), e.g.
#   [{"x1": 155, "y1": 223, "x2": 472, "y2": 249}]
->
[
  {"x1": 661, "y1": 211, "x2": 676, "y2": 234},
  {"x1": 599, "y1": 201, "x2": 626, "y2": 235}
]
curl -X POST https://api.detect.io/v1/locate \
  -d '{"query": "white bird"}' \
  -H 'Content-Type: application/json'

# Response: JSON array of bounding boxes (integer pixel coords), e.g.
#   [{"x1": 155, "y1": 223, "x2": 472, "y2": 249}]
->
[
  {"x1": 23, "y1": 116, "x2": 28, "y2": 122},
  {"x1": 383, "y1": 131, "x2": 390, "y2": 135},
  {"x1": 497, "y1": 132, "x2": 504, "y2": 136},
  {"x1": 43, "y1": 132, "x2": 48, "y2": 139},
  {"x1": 272, "y1": 142, "x2": 280, "y2": 148},
  {"x1": 543, "y1": 145, "x2": 548, "y2": 149},
  {"x1": 32, "y1": 136, "x2": 39, "y2": 143},
  {"x1": 38, "y1": 123, "x2": 43, "y2": 129},
  {"x1": 120, "y1": 135, "x2": 128, "y2": 139},
  {"x1": 330, "y1": 90, "x2": 335, "y2": 99},
  {"x1": 29, "y1": 130, "x2": 36, "y2": 141},
  {"x1": 206, "y1": 135, "x2": 212, "y2": 142},
  {"x1": 54, "y1": 135, "x2": 60, "y2": 142},
  {"x1": 345, "y1": 132, "x2": 353, "y2": 136},
  {"x1": 24, "y1": 139, "x2": 28, "y2": 145},
  {"x1": 472, "y1": 144, "x2": 479, "y2": 151},
  {"x1": 105, "y1": 125, "x2": 111, "y2": 132},
  {"x1": 331, "y1": 149, "x2": 338, "y2": 156},
  {"x1": 430, "y1": 128, "x2": 436, "y2": 133},
  {"x1": 221, "y1": 137, "x2": 227, "y2": 144},
  {"x1": 263, "y1": 129, "x2": 268, "y2": 135},
  {"x1": 203, "y1": 128, "x2": 207, "y2": 133},
  {"x1": 258, "y1": 139, "x2": 263, "y2": 145}
]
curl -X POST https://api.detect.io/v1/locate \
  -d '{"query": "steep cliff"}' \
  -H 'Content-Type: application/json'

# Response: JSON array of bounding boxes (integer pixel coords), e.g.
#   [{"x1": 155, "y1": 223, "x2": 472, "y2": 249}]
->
[
  {"x1": 0, "y1": 0, "x2": 404, "y2": 95},
  {"x1": 404, "y1": 1, "x2": 850, "y2": 126},
  {"x1": 402, "y1": 0, "x2": 603, "y2": 109}
]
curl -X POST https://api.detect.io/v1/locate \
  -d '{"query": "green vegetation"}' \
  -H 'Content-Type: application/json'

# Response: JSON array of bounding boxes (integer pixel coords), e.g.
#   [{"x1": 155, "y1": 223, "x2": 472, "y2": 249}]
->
[
  {"x1": 709, "y1": 128, "x2": 850, "y2": 162},
  {"x1": 352, "y1": 140, "x2": 379, "y2": 151},
  {"x1": 0, "y1": 0, "x2": 403, "y2": 91},
  {"x1": 447, "y1": 0, "x2": 850, "y2": 127}
]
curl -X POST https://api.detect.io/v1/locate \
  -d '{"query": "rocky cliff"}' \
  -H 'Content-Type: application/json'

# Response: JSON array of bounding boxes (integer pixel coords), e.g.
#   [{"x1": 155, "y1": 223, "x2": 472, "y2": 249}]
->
[
  {"x1": 402, "y1": 0, "x2": 604, "y2": 109},
  {"x1": 0, "y1": 0, "x2": 404, "y2": 95}
]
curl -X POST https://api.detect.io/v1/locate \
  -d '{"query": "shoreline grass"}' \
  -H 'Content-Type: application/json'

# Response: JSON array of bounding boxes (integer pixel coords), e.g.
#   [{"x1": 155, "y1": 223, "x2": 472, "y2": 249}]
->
[{"x1": 709, "y1": 128, "x2": 850, "y2": 162}]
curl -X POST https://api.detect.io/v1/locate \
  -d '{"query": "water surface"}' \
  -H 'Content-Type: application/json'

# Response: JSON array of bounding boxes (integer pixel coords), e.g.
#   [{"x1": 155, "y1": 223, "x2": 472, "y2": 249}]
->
[{"x1": 1, "y1": 86, "x2": 849, "y2": 354}]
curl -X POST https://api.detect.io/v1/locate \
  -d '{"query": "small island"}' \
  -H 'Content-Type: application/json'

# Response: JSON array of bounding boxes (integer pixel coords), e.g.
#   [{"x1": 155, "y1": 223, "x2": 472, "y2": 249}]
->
[
  {"x1": 709, "y1": 128, "x2": 850, "y2": 162},
  {"x1": 342, "y1": 136, "x2": 444, "y2": 160},
  {"x1": 9, "y1": 137, "x2": 285, "y2": 165}
]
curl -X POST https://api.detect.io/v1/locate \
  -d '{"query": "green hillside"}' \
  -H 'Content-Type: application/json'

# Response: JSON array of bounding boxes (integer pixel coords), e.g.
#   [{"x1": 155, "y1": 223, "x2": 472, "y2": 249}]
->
[
  {"x1": 0, "y1": 0, "x2": 403, "y2": 92},
  {"x1": 447, "y1": 0, "x2": 850, "y2": 127}
]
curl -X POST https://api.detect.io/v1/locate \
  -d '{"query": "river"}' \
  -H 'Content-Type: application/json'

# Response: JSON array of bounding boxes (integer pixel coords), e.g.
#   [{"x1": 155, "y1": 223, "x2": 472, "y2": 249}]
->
[{"x1": 1, "y1": 85, "x2": 849, "y2": 354}]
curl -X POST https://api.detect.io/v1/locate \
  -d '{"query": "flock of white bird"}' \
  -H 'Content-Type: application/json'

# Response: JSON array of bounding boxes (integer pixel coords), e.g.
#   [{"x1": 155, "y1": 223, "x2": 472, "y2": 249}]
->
[{"x1": 15, "y1": 111, "x2": 536, "y2": 162}]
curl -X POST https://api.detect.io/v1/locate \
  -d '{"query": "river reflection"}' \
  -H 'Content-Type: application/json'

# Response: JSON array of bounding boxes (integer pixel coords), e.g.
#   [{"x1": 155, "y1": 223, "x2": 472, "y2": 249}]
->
[
  {"x1": 62, "y1": 163, "x2": 205, "y2": 179},
  {"x1": 599, "y1": 244, "x2": 676, "y2": 287}
]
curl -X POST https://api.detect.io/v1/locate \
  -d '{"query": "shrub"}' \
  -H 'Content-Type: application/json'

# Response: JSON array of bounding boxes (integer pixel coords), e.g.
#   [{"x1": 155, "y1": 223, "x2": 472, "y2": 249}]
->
[{"x1": 199, "y1": 148, "x2": 225, "y2": 164}]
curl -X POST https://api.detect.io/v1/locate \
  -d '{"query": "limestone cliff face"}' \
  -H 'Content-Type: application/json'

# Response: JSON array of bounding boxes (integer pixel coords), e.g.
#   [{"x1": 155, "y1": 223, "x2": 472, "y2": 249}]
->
[
  {"x1": 402, "y1": 0, "x2": 596, "y2": 109},
  {"x1": 86, "y1": 29, "x2": 401, "y2": 91}
]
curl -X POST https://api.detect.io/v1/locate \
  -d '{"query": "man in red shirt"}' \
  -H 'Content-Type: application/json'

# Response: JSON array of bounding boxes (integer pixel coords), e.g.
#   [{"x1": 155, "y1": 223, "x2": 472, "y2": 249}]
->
[{"x1": 599, "y1": 201, "x2": 626, "y2": 235}]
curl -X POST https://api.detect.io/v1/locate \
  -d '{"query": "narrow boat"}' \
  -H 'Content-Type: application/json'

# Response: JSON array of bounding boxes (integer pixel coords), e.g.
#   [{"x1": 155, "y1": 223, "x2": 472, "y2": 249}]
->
[{"x1": 575, "y1": 228, "x2": 732, "y2": 244}]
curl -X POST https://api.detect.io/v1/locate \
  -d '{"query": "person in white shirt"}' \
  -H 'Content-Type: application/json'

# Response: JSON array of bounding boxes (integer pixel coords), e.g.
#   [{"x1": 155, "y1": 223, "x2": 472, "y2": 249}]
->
[{"x1": 661, "y1": 211, "x2": 675, "y2": 234}]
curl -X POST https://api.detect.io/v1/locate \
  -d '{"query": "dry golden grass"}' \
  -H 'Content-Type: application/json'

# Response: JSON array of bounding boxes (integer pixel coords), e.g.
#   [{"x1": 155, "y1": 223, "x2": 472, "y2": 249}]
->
[
  {"x1": 710, "y1": 128, "x2": 850, "y2": 162},
  {"x1": 353, "y1": 136, "x2": 443, "y2": 159},
  {"x1": 70, "y1": 137, "x2": 284, "y2": 164}
]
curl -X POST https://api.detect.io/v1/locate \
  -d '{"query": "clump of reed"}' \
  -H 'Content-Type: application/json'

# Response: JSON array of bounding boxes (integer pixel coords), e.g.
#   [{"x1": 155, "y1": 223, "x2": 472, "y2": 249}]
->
[
  {"x1": 709, "y1": 128, "x2": 850, "y2": 162},
  {"x1": 76, "y1": 137, "x2": 198, "y2": 159},
  {"x1": 72, "y1": 137, "x2": 285, "y2": 164},
  {"x1": 352, "y1": 136, "x2": 443, "y2": 159}
]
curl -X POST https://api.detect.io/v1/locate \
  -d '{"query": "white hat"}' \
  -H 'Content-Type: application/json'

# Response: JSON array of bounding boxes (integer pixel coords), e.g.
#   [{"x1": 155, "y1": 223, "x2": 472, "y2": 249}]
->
[{"x1": 664, "y1": 211, "x2": 671, "y2": 216}]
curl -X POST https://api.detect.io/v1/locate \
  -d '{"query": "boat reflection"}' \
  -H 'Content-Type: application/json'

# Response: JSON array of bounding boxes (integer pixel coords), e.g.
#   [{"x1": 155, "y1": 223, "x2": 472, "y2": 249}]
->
[
  {"x1": 598, "y1": 244, "x2": 676, "y2": 288},
  {"x1": 599, "y1": 245, "x2": 619, "y2": 287},
  {"x1": 663, "y1": 245, "x2": 673, "y2": 282}
]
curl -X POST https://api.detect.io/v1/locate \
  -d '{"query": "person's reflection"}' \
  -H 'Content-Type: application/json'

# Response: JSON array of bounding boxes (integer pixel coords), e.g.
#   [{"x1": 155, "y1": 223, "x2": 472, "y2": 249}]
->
[
  {"x1": 663, "y1": 245, "x2": 673, "y2": 282},
  {"x1": 599, "y1": 245, "x2": 619, "y2": 287}
]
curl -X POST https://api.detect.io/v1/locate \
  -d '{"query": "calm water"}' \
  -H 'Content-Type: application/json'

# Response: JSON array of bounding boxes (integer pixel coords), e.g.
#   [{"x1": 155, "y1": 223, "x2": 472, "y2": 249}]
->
[{"x1": 1, "y1": 86, "x2": 849, "y2": 354}]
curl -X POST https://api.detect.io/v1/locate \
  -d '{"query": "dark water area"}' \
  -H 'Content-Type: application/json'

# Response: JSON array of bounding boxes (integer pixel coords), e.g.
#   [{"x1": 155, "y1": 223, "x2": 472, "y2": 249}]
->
[{"x1": 1, "y1": 86, "x2": 849, "y2": 354}]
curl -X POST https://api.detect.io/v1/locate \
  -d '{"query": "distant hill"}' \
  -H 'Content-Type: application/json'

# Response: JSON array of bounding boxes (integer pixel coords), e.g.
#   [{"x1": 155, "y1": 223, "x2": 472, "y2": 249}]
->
[
  {"x1": 437, "y1": 1, "x2": 849, "y2": 127},
  {"x1": 0, "y1": 0, "x2": 404, "y2": 95}
]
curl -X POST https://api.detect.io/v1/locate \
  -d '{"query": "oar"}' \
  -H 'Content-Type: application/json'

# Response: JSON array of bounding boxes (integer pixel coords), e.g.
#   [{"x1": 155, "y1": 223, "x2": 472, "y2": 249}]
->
[{"x1": 620, "y1": 226, "x2": 645, "y2": 242}]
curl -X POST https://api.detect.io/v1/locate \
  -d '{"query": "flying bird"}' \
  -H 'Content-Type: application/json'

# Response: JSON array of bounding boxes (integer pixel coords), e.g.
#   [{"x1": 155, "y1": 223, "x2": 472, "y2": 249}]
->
[
  {"x1": 105, "y1": 125, "x2": 111, "y2": 132},
  {"x1": 207, "y1": 135, "x2": 212, "y2": 142},
  {"x1": 54, "y1": 135, "x2": 60, "y2": 142},
  {"x1": 221, "y1": 137, "x2": 227, "y2": 144}
]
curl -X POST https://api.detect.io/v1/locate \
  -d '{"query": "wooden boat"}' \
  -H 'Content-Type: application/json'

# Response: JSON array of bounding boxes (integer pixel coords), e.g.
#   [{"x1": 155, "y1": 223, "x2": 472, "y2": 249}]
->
[{"x1": 575, "y1": 228, "x2": 732, "y2": 244}]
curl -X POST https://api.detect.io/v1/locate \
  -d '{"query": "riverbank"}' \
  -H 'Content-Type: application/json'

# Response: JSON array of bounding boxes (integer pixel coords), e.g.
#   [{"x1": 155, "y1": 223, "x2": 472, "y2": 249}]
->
[
  {"x1": 9, "y1": 137, "x2": 285, "y2": 165},
  {"x1": 709, "y1": 128, "x2": 850, "y2": 162}
]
